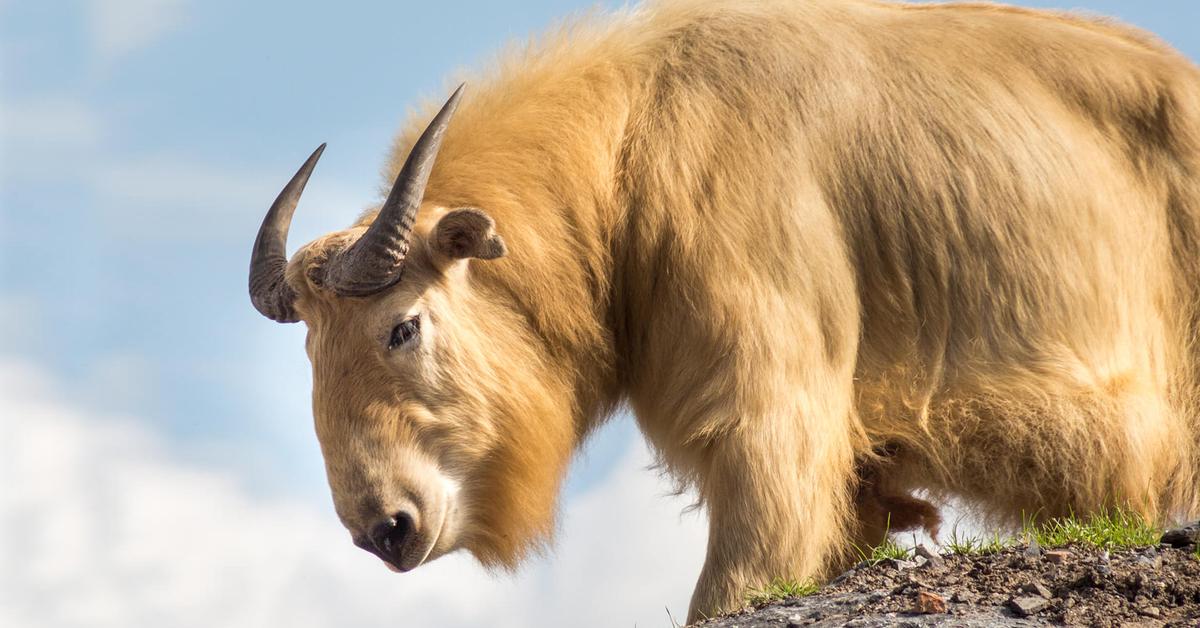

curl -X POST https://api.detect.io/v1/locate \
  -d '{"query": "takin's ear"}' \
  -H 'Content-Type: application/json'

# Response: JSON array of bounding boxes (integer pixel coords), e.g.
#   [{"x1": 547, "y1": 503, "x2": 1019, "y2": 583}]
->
[{"x1": 431, "y1": 208, "x2": 508, "y2": 262}]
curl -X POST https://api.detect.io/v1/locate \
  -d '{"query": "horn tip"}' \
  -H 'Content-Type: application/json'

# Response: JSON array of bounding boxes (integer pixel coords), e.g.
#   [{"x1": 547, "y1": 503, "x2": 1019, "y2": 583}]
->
[{"x1": 298, "y1": 143, "x2": 326, "y2": 173}]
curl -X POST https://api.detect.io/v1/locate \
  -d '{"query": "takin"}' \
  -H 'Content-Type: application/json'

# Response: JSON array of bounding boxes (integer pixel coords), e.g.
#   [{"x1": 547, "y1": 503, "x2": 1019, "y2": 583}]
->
[{"x1": 247, "y1": 0, "x2": 1200, "y2": 621}]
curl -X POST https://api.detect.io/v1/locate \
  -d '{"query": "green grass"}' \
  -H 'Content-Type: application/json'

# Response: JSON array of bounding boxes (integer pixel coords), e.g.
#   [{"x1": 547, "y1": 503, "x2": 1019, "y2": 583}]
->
[
  {"x1": 945, "y1": 526, "x2": 1009, "y2": 556},
  {"x1": 943, "y1": 509, "x2": 1164, "y2": 556},
  {"x1": 745, "y1": 578, "x2": 819, "y2": 606},
  {"x1": 735, "y1": 511, "x2": 1193, "y2": 614},
  {"x1": 851, "y1": 514, "x2": 915, "y2": 564},
  {"x1": 860, "y1": 535, "x2": 914, "y2": 563},
  {"x1": 1022, "y1": 509, "x2": 1161, "y2": 550}
]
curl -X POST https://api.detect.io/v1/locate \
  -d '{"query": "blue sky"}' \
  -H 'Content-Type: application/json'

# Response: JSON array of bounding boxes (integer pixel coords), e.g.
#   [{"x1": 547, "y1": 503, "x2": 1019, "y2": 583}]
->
[{"x1": 2, "y1": 1, "x2": 1197, "y2": 627}]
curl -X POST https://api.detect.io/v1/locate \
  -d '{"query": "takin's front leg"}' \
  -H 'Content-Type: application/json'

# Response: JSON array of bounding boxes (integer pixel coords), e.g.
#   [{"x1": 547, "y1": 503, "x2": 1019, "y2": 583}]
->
[{"x1": 686, "y1": 415, "x2": 859, "y2": 624}]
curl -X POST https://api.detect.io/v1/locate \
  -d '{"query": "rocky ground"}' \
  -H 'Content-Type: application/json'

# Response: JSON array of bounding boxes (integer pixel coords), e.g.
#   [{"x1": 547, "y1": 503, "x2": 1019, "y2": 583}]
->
[{"x1": 699, "y1": 524, "x2": 1200, "y2": 627}]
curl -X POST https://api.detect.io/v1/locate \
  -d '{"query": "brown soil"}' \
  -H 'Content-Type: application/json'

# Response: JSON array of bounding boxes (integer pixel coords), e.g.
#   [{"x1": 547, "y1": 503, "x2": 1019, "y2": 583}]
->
[{"x1": 700, "y1": 545, "x2": 1200, "y2": 627}]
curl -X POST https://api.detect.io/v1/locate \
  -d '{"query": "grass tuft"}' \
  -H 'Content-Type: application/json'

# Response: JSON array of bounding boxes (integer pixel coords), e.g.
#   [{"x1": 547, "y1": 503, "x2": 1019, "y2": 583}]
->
[
  {"x1": 863, "y1": 536, "x2": 913, "y2": 563},
  {"x1": 1023, "y1": 509, "x2": 1161, "y2": 550},
  {"x1": 852, "y1": 514, "x2": 914, "y2": 565},
  {"x1": 943, "y1": 509, "x2": 1162, "y2": 556},
  {"x1": 945, "y1": 527, "x2": 1009, "y2": 556},
  {"x1": 745, "y1": 578, "x2": 819, "y2": 606}
]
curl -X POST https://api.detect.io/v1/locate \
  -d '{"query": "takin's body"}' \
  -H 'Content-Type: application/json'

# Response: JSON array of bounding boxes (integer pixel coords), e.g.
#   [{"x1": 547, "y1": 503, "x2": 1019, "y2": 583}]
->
[{"x1": 271, "y1": 0, "x2": 1200, "y2": 622}]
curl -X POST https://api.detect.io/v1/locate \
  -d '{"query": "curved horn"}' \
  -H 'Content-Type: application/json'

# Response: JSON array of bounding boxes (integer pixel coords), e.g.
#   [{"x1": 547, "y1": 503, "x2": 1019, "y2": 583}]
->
[
  {"x1": 249, "y1": 143, "x2": 326, "y2": 323},
  {"x1": 323, "y1": 84, "x2": 465, "y2": 296}
]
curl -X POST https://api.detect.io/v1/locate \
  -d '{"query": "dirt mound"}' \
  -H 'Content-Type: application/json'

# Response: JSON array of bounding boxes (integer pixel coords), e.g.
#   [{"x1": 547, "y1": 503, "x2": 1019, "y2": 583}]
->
[{"x1": 699, "y1": 544, "x2": 1200, "y2": 627}]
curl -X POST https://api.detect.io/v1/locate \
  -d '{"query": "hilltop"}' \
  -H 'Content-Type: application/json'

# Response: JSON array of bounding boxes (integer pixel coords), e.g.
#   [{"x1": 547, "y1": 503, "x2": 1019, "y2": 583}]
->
[{"x1": 699, "y1": 521, "x2": 1199, "y2": 627}]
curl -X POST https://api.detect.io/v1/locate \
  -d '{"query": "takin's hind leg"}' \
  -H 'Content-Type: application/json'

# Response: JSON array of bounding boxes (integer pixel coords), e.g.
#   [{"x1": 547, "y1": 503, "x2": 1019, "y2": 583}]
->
[
  {"x1": 925, "y1": 381, "x2": 1188, "y2": 526},
  {"x1": 850, "y1": 445, "x2": 942, "y2": 553}
]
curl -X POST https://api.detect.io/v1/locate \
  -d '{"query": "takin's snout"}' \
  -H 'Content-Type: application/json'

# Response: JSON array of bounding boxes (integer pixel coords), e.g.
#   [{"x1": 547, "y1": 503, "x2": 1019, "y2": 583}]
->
[{"x1": 353, "y1": 506, "x2": 421, "y2": 572}]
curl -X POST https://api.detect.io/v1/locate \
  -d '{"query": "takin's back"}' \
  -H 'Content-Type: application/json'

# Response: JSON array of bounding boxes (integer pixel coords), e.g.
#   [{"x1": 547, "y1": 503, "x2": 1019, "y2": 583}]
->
[
  {"x1": 597, "y1": 0, "x2": 1200, "y2": 519},
  {"x1": 616, "y1": 0, "x2": 1200, "y2": 382}
]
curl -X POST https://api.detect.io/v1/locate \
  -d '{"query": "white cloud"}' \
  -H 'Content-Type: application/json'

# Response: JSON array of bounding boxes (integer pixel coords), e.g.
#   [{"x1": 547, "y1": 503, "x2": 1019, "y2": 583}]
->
[
  {"x1": 89, "y1": 0, "x2": 188, "y2": 65},
  {"x1": 0, "y1": 357, "x2": 707, "y2": 628}
]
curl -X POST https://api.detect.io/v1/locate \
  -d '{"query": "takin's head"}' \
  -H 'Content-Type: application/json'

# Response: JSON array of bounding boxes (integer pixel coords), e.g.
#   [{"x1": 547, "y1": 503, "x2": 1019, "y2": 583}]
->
[{"x1": 247, "y1": 86, "x2": 577, "y2": 574}]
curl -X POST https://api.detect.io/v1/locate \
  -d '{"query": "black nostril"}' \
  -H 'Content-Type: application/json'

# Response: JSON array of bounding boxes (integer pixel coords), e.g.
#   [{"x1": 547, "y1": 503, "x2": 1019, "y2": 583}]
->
[{"x1": 368, "y1": 511, "x2": 414, "y2": 557}]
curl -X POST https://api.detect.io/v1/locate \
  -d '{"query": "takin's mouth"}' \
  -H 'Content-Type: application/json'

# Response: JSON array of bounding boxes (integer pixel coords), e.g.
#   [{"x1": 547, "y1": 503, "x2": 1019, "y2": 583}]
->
[
  {"x1": 361, "y1": 539, "x2": 424, "y2": 573},
  {"x1": 397, "y1": 501, "x2": 452, "y2": 571},
  {"x1": 354, "y1": 533, "x2": 421, "y2": 573}
]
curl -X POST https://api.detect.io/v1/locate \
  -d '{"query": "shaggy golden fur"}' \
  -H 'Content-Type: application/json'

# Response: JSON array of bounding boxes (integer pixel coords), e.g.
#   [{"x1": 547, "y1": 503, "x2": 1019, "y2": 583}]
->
[{"x1": 284, "y1": 0, "x2": 1200, "y2": 621}]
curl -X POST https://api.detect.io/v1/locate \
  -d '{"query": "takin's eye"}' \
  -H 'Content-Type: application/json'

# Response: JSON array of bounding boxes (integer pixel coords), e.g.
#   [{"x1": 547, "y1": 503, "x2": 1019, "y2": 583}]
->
[{"x1": 388, "y1": 317, "x2": 421, "y2": 350}]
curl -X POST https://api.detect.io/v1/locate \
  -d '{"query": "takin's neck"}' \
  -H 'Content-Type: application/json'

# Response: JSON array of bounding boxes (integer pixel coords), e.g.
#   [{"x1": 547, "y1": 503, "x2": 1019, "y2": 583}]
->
[
  {"x1": 378, "y1": 2, "x2": 840, "y2": 437},
  {"x1": 380, "y1": 23, "x2": 656, "y2": 439}
]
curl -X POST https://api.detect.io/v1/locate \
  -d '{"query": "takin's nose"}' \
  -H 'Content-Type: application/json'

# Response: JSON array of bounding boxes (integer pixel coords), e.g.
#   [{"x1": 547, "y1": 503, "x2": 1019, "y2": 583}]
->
[{"x1": 359, "y1": 510, "x2": 416, "y2": 567}]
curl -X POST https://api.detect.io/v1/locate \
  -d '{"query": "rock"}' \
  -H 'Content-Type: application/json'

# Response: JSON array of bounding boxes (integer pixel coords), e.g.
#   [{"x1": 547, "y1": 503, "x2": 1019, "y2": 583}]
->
[
  {"x1": 1009, "y1": 595, "x2": 1052, "y2": 617},
  {"x1": 912, "y1": 555, "x2": 928, "y2": 569},
  {"x1": 1134, "y1": 554, "x2": 1161, "y2": 569},
  {"x1": 1138, "y1": 606, "x2": 1162, "y2": 618},
  {"x1": 902, "y1": 569, "x2": 927, "y2": 587},
  {"x1": 913, "y1": 590, "x2": 948, "y2": 614},
  {"x1": 951, "y1": 590, "x2": 978, "y2": 604},
  {"x1": 1133, "y1": 572, "x2": 1156, "y2": 590},
  {"x1": 914, "y1": 544, "x2": 945, "y2": 568},
  {"x1": 885, "y1": 559, "x2": 918, "y2": 570},
  {"x1": 1020, "y1": 581, "x2": 1053, "y2": 599},
  {"x1": 1161, "y1": 521, "x2": 1200, "y2": 548},
  {"x1": 1044, "y1": 550, "x2": 1071, "y2": 564},
  {"x1": 829, "y1": 570, "x2": 852, "y2": 586}
]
